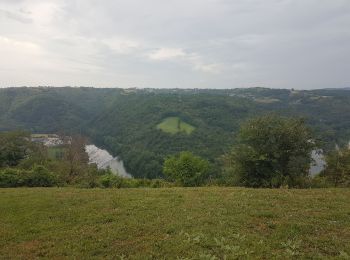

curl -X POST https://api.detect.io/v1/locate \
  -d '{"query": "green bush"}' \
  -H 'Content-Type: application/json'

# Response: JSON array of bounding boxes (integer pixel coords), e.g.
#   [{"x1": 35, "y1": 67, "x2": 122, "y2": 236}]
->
[
  {"x1": 0, "y1": 165, "x2": 56, "y2": 188},
  {"x1": 99, "y1": 174, "x2": 121, "y2": 188},
  {"x1": 163, "y1": 151, "x2": 210, "y2": 186},
  {"x1": 98, "y1": 173, "x2": 174, "y2": 189},
  {"x1": 25, "y1": 165, "x2": 57, "y2": 187},
  {"x1": 0, "y1": 168, "x2": 22, "y2": 187}
]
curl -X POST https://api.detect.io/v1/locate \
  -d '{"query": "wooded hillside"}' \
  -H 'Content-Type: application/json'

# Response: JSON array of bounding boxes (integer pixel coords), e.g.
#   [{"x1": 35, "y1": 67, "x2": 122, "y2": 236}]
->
[{"x1": 1, "y1": 87, "x2": 350, "y2": 178}]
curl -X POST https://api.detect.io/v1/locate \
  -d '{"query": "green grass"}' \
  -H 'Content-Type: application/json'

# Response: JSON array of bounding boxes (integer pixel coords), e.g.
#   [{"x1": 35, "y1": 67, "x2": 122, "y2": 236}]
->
[
  {"x1": 1, "y1": 188, "x2": 350, "y2": 259},
  {"x1": 47, "y1": 147, "x2": 65, "y2": 160},
  {"x1": 156, "y1": 117, "x2": 195, "y2": 134}
]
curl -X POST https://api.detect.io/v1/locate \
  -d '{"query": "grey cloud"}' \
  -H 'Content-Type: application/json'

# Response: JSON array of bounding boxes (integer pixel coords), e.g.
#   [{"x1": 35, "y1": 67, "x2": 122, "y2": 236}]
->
[
  {"x1": 0, "y1": 9, "x2": 32, "y2": 23},
  {"x1": 0, "y1": 0, "x2": 349, "y2": 88}
]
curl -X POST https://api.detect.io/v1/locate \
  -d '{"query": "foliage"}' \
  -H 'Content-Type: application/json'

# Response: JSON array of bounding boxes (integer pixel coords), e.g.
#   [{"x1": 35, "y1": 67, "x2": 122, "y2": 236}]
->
[
  {"x1": 322, "y1": 146, "x2": 350, "y2": 187},
  {"x1": 99, "y1": 173, "x2": 120, "y2": 188},
  {"x1": 62, "y1": 135, "x2": 89, "y2": 184},
  {"x1": 26, "y1": 165, "x2": 57, "y2": 187},
  {"x1": 1, "y1": 87, "x2": 350, "y2": 178},
  {"x1": 0, "y1": 130, "x2": 176, "y2": 188},
  {"x1": 163, "y1": 151, "x2": 210, "y2": 186},
  {"x1": 99, "y1": 172, "x2": 174, "y2": 188},
  {"x1": 0, "y1": 131, "x2": 31, "y2": 167},
  {"x1": 47, "y1": 146, "x2": 65, "y2": 160},
  {"x1": 0, "y1": 165, "x2": 56, "y2": 187},
  {"x1": 224, "y1": 115, "x2": 316, "y2": 187},
  {"x1": 0, "y1": 131, "x2": 100, "y2": 187}
]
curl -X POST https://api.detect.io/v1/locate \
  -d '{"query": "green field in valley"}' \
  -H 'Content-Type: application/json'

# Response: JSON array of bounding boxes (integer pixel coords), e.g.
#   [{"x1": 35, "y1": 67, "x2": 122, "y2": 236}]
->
[
  {"x1": 1, "y1": 187, "x2": 349, "y2": 259},
  {"x1": 47, "y1": 146, "x2": 65, "y2": 160},
  {"x1": 156, "y1": 117, "x2": 195, "y2": 134}
]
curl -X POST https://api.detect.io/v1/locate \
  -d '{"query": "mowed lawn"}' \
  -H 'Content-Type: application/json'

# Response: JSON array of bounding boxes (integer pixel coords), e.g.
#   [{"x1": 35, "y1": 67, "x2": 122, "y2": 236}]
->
[{"x1": 0, "y1": 188, "x2": 349, "y2": 259}]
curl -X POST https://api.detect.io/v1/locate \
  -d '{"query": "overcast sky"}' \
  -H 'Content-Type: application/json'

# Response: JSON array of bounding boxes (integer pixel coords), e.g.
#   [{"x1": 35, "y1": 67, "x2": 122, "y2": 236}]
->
[{"x1": 0, "y1": 0, "x2": 349, "y2": 89}]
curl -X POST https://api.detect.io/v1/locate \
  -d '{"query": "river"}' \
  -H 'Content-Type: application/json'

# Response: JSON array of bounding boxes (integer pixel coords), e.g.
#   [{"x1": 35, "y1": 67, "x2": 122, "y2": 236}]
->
[
  {"x1": 309, "y1": 149, "x2": 326, "y2": 176},
  {"x1": 85, "y1": 145, "x2": 132, "y2": 178},
  {"x1": 85, "y1": 145, "x2": 327, "y2": 178}
]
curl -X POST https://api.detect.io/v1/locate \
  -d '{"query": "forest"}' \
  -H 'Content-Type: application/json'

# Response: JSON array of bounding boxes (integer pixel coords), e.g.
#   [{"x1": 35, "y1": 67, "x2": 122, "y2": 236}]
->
[{"x1": 1, "y1": 87, "x2": 350, "y2": 180}]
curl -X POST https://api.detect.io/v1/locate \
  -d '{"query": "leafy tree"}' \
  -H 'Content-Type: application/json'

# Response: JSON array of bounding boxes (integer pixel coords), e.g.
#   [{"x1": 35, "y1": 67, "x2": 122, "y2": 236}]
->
[
  {"x1": 163, "y1": 151, "x2": 210, "y2": 186},
  {"x1": 322, "y1": 146, "x2": 350, "y2": 187},
  {"x1": 224, "y1": 115, "x2": 315, "y2": 187},
  {"x1": 0, "y1": 131, "x2": 31, "y2": 167}
]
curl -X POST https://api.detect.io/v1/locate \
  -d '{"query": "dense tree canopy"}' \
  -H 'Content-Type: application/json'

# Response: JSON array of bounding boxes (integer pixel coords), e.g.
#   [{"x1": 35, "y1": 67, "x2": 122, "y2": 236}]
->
[
  {"x1": 1, "y1": 87, "x2": 350, "y2": 178},
  {"x1": 0, "y1": 131, "x2": 31, "y2": 167},
  {"x1": 225, "y1": 115, "x2": 315, "y2": 187}
]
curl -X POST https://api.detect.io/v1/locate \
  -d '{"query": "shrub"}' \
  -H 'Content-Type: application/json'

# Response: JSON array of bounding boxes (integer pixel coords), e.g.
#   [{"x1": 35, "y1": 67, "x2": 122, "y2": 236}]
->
[
  {"x1": 0, "y1": 168, "x2": 22, "y2": 187},
  {"x1": 99, "y1": 174, "x2": 122, "y2": 188},
  {"x1": 163, "y1": 151, "x2": 210, "y2": 186},
  {"x1": 0, "y1": 165, "x2": 56, "y2": 188},
  {"x1": 25, "y1": 165, "x2": 57, "y2": 187},
  {"x1": 98, "y1": 173, "x2": 174, "y2": 189}
]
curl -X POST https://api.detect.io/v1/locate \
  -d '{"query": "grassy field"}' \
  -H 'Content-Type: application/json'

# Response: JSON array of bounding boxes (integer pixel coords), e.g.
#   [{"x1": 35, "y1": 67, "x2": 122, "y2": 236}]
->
[
  {"x1": 157, "y1": 117, "x2": 195, "y2": 134},
  {"x1": 47, "y1": 146, "x2": 65, "y2": 160},
  {"x1": 0, "y1": 188, "x2": 349, "y2": 259}
]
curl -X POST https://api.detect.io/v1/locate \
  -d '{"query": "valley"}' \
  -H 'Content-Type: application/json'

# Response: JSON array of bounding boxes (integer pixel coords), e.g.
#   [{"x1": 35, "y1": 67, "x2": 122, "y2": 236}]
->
[{"x1": 1, "y1": 87, "x2": 350, "y2": 178}]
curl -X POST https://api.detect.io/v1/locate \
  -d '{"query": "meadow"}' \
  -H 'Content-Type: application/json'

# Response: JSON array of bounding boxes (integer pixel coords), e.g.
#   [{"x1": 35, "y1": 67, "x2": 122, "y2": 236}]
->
[
  {"x1": 156, "y1": 117, "x2": 195, "y2": 135},
  {"x1": 1, "y1": 188, "x2": 349, "y2": 259}
]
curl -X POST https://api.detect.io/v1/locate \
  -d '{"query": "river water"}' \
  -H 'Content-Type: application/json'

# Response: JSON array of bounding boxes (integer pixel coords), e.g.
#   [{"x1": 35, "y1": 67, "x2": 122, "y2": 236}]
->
[
  {"x1": 85, "y1": 145, "x2": 132, "y2": 178},
  {"x1": 309, "y1": 150, "x2": 326, "y2": 176},
  {"x1": 85, "y1": 145, "x2": 326, "y2": 179}
]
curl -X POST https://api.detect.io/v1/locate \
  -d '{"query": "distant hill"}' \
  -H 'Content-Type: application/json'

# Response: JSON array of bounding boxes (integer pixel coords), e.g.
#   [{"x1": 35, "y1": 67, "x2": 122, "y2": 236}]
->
[{"x1": 1, "y1": 87, "x2": 350, "y2": 178}]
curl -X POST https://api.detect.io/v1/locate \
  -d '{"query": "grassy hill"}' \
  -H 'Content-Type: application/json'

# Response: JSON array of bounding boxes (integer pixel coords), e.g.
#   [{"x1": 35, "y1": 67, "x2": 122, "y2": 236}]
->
[
  {"x1": 1, "y1": 187, "x2": 349, "y2": 259},
  {"x1": 157, "y1": 117, "x2": 196, "y2": 134}
]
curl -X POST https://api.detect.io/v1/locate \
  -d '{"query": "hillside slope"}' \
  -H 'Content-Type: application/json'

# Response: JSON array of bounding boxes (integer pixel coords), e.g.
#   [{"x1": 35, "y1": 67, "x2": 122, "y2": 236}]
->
[{"x1": 1, "y1": 87, "x2": 350, "y2": 177}]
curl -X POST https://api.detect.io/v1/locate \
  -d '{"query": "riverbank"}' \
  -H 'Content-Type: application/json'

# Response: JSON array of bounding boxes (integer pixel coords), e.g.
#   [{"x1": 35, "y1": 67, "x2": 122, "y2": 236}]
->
[{"x1": 1, "y1": 187, "x2": 349, "y2": 258}]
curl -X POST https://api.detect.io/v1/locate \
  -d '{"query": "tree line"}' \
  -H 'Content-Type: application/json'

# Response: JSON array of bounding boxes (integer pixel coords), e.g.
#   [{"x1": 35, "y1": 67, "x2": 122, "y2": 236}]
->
[
  {"x1": 162, "y1": 114, "x2": 349, "y2": 188},
  {"x1": 1, "y1": 114, "x2": 349, "y2": 188}
]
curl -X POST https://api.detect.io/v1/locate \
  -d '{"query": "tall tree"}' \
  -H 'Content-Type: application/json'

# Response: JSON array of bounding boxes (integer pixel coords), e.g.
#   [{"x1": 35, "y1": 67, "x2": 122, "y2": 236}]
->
[
  {"x1": 224, "y1": 114, "x2": 315, "y2": 187},
  {"x1": 0, "y1": 131, "x2": 31, "y2": 167}
]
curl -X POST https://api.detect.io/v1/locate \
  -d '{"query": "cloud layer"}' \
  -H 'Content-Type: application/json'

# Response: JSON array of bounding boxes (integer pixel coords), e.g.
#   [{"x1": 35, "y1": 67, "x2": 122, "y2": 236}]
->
[{"x1": 0, "y1": 0, "x2": 349, "y2": 89}]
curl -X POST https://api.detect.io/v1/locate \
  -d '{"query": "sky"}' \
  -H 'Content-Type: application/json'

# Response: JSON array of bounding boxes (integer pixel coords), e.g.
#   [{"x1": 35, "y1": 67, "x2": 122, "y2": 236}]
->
[{"x1": 0, "y1": 0, "x2": 349, "y2": 89}]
